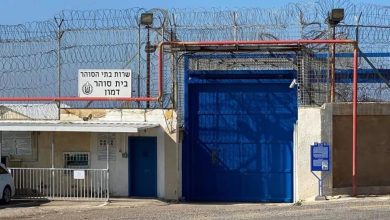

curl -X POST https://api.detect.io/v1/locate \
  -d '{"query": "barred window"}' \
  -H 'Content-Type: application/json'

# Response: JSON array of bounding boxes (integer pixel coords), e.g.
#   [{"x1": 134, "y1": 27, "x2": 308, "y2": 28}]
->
[{"x1": 64, "y1": 152, "x2": 90, "y2": 169}]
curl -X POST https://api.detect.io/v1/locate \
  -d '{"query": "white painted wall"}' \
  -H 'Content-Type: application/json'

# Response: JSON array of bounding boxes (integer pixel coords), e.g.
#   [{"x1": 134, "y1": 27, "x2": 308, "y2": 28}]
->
[
  {"x1": 297, "y1": 107, "x2": 322, "y2": 201},
  {"x1": 90, "y1": 132, "x2": 129, "y2": 196},
  {"x1": 296, "y1": 105, "x2": 333, "y2": 201},
  {"x1": 85, "y1": 109, "x2": 177, "y2": 199}
]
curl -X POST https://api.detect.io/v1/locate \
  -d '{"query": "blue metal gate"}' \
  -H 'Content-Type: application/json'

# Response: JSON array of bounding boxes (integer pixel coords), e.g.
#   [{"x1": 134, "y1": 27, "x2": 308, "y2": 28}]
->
[{"x1": 183, "y1": 54, "x2": 297, "y2": 202}]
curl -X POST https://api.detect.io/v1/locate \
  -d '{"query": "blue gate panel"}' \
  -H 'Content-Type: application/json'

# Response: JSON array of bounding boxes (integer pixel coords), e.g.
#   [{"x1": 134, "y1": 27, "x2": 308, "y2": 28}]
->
[{"x1": 185, "y1": 82, "x2": 296, "y2": 202}]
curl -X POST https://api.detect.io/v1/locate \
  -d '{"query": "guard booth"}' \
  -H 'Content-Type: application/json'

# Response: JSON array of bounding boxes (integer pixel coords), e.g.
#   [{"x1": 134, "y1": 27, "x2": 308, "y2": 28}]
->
[{"x1": 182, "y1": 50, "x2": 300, "y2": 202}]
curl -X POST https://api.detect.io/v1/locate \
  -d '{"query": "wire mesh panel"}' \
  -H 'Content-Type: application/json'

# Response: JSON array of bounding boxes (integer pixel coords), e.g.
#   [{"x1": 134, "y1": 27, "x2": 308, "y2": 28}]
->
[
  {"x1": 174, "y1": 42, "x2": 362, "y2": 124},
  {"x1": 176, "y1": 51, "x2": 300, "y2": 126},
  {"x1": 296, "y1": 44, "x2": 357, "y2": 105},
  {"x1": 2, "y1": 2, "x2": 390, "y2": 113},
  {"x1": 297, "y1": 48, "x2": 329, "y2": 106}
]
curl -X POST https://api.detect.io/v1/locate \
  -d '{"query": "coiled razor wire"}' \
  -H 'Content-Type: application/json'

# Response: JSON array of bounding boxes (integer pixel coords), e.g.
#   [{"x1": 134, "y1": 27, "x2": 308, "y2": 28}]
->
[{"x1": 1, "y1": 0, "x2": 390, "y2": 110}]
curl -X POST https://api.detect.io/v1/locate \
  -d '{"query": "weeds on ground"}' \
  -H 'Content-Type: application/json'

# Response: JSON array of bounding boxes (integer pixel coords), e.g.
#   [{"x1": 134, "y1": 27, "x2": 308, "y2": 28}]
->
[{"x1": 293, "y1": 200, "x2": 303, "y2": 206}]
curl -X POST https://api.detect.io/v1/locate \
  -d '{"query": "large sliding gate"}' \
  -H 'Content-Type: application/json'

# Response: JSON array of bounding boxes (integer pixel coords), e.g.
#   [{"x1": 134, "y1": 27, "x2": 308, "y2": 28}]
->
[{"x1": 183, "y1": 53, "x2": 298, "y2": 202}]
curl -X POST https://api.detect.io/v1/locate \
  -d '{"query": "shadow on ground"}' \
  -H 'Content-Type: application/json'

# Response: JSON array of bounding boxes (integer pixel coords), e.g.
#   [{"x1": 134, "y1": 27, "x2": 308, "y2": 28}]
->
[{"x1": 0, "y1": 199, "x2": 50, "y2": 209}]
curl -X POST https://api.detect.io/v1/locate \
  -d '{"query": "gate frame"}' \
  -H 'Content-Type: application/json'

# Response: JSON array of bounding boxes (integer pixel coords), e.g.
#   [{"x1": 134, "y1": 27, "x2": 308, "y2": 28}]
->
[
  {"x1": 158, "y1": 40, "x2": 358, "y2": 197},
  {"x1": 182, "y1": 52, "x2": 298, "y2": 202}
]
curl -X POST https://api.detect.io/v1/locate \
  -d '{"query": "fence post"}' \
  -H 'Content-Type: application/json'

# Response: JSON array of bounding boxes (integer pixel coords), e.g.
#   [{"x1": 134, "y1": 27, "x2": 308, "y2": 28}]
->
[
  {"x1": 106, "y1": 141, "x2": 110, "y2": 202},
  {"x1": 55, "y1": 17, "x2": 64, "y2": 119},
  {"x1": 233, "y1": 11, "x2": 238, "y2": 41}
]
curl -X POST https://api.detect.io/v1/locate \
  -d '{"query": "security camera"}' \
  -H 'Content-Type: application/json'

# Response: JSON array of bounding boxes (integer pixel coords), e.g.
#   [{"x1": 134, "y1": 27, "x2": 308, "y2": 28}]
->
[{"x1": 289, "y1": 79, "x2": 297, "y2": 89}]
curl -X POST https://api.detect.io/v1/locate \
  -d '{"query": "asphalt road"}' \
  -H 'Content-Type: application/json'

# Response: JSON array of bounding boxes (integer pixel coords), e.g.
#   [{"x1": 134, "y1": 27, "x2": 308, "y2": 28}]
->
[{"x1": 1, "y1": 196, "x2": 390, "y2": 219}]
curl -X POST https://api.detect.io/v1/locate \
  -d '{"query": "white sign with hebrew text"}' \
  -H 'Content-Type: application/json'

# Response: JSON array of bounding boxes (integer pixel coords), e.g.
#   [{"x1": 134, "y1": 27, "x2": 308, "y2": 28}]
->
[{"x1": 78, "y1": 69, "x2": 132, "y2": 97}]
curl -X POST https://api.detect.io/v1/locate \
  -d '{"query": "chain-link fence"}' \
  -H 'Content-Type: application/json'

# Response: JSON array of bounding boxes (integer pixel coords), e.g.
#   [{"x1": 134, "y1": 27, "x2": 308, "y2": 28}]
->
[{"x1": 1, "y1": 0, "x2": 390, "y2": 115}]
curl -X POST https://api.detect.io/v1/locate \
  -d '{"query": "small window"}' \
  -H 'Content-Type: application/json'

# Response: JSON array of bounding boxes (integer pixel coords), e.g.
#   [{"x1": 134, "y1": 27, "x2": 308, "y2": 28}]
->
[{"x1": 63, "y1": 152, "x2": 90, "y2": 169}]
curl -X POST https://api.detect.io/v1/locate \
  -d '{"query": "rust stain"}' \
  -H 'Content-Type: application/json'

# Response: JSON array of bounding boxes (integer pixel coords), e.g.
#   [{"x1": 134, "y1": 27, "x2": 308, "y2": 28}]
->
[
  {"x1": 164, "y1": 109, "x2": 173, "y2": 120},
  {"x1": 61, "y1": 109, "x2": 107, "y2": 120}
]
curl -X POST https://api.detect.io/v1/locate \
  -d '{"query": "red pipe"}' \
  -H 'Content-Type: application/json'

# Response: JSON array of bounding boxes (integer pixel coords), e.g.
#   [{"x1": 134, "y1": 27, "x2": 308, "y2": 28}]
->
[
  {"x1": 0, "y1": 39, "x2": 359, "y2": 196},
  {"x1": 352, "y1": 44, "x2": 358, "y2": 196},
  {"x1": 160, "y1": 39, "x2": 354, "y2": 46},
  {"x1": 0, "y1": 97, "x2": 158, "y2": 102}
]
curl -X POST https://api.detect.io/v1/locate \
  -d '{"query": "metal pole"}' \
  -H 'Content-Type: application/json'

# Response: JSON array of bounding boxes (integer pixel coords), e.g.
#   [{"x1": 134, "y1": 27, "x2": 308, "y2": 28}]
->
[
  {"x1": 138, "y1": 24, "x2": 141, "y2": 108},
  {"x1": 51, "y1": 132, "x2": 55, "y2": 198},
  {"x1": 106, "y1": 139, "x2": 110, "y2": 202},
  {"x1": 51, "y1": 132, "x2": 54, "y2": 168},
  {"x1": 170, "y1": 40, "x2": 176, "y2": 108},
  {"x1": 146, "y1": 27, "x2": 151, "y2": 108},
  {"x1": 352, "y1": 13, "x2": 361, "y2": 197},
  {"x1": 57, "y1": 34, "x2": 61, "y2": 119},
  {"x1": 233, "y1": 11, "x2": 238, "y2": 41},
  {"x1": 352, "y1": 44, "x2": 358, "y2": 197},
  {"x1": 0, "y1": 132, "x2": 2, "y2": 162},
  {"x1": 330, "y1": 26, "x2": 336, "y2": 102},
  {"x1": 55, "y1": 19, "x2": 64, "y2": 120}
]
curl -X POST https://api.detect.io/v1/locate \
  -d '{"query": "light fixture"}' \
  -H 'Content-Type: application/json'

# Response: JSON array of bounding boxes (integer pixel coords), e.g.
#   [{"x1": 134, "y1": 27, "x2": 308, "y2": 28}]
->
[
  {"x1": 327, "y1": 8, "x2": 344, "y2": 26},
  {"x1": 140, "y1": 13, "x2": 153, "y2": 26}
]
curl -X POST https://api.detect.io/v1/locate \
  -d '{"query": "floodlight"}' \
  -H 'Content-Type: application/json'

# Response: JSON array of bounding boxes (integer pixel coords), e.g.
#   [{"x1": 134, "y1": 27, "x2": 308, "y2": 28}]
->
[
  {"x1": 328, "y1": 9, "x2": 344, "y2": 26},
  {"x1": 140, "y1": 13, "x2": 153, "y2": 26}
]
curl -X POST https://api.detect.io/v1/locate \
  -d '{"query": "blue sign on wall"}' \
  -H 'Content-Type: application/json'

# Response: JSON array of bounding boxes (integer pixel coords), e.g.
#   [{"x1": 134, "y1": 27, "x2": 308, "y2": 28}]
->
[{"x1": 311, "y1": 142, "x2": 330, "y2": 172}]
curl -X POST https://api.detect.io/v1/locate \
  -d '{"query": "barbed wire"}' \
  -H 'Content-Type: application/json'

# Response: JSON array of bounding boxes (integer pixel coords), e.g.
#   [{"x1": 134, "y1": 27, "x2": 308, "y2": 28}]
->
[{"x1": 1, "y1": 0, "x2": 390, "y2": 109}]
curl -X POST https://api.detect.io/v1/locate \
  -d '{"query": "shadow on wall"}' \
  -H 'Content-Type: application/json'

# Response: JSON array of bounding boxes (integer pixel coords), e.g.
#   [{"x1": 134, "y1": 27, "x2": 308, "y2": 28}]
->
[{"x1": 333, "y1": 115, "x2": 390, "y2": 188}]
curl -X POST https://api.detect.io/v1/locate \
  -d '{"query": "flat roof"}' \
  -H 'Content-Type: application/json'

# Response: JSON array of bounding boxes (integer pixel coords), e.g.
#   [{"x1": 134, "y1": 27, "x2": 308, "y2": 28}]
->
[{"x1": 0, "y1": 120, "x2": 159, "y2": 133}]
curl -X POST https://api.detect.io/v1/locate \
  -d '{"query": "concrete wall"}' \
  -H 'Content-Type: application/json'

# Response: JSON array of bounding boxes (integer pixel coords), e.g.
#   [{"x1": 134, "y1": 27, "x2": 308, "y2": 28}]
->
[
  {"x1": 0, "y1": 107, "x2": 29, "y2": 120},
  {"x1": 297, "y1": 103, "x2": 390, "y2": 200},
  {"x1": 332, "y1": 103, "x2": 390, "y2": 195},
  {"x1": 296, "y1": 104, "x2": 333, "y2": 201}
]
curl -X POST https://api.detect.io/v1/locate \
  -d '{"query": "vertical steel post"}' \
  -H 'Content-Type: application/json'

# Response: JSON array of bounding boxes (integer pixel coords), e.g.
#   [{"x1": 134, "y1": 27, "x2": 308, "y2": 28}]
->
[
  {"x1": 55, "y1": 18, "x2": 64, "y2": 119},
  {"x1": 57, "y1": 33, "x2": 61, "y2": 119},
  {"x1": 170, "y1": 35, "x2": 176, "y2": 108},
  {"x1": 51, "y1": 132, "x2": 54, "y2": 168},
  {"x1": 51, "y1": 132, "x2": 55, "y2": 199},
  {"x1": 146, "y1": 27, "x2": 151, "y2": 108},
  {"x1": 138, "y1": 23, "x2": 141, "y2": 108},
  {"x1": 330, "y1": 26, "x2": 336, "y2": 102},
  {"x1": 0, "y1": 131, "x2": 2, "y2": 161},
  {"x1": 106, "y1": 138, "x2": 110, "y2": 201},
  {"x1": 233, "y1": 11, "x2": 238, "y2": 41},
  {"x1": 352, "y1": 13, "x2": 361, "y2": 197},
  {"x1": 352, "y1": 44, "x2": 358, "y2": 196}
]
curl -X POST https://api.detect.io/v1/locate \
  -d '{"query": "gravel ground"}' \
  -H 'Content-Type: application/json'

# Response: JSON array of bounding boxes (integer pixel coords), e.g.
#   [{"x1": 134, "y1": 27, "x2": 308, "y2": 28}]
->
[{"x1": 1, "y1": 196, "x2": 390, "y2": 220}]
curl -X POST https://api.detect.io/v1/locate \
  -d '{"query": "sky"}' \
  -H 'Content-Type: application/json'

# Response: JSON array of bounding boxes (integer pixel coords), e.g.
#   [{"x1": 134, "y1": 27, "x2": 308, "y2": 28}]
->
[{"x1": 1, "y1": 0, "x2": 390, "y2": 25}]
